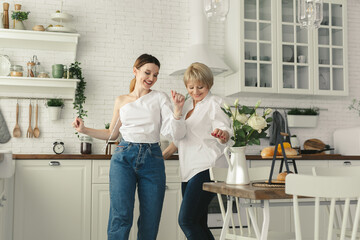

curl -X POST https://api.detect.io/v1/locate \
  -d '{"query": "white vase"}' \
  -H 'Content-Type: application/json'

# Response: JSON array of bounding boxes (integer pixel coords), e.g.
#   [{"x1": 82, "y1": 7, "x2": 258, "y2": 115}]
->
[
  {"x1": 47, "y1": 106, "x2": 62, "y2": 121},
  {"x1": 14, "y1": 20, "x2": 25, "y2": 30},
  {"x1": 224, "y1": 146, "x2": 250, "y2": 185}
]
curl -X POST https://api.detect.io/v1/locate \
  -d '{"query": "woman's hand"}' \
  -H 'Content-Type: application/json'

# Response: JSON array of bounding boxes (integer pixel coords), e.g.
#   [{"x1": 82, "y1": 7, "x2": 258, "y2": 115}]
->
[
  {"x1": 72, "y1": 117, "x2": 85, "y2": 133},
  {"x1": 171, "y1": 90, "x2": 185, "y2": 119},
  {"x1": 211, "y1": 129, "x2": 230, "y2": 144}
]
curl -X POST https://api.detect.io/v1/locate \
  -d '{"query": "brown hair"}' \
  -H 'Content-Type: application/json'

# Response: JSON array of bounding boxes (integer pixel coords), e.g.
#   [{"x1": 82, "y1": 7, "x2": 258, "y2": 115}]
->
[
  {"x1": 130, "y1": 54, "x2": 161, "y2": 92},
  {"x1": 183, "y1": 62, "x2": 213, "y2": 89}
]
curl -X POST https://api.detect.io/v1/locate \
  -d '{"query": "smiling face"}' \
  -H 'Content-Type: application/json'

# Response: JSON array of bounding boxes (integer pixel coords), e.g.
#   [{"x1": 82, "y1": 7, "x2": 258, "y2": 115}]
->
[
  {"x1": 133, "y1": 63, "x2": 159, "y2": 90},
  {"x1": 186, "y1": 80, "x2": 210, "y2": 104}
]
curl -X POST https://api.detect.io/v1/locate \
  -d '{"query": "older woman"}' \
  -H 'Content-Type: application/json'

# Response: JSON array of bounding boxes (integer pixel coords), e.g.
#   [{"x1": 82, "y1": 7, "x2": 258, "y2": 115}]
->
[{"x1": 163, "y1": 62, "x2": 232, "y2": 240}]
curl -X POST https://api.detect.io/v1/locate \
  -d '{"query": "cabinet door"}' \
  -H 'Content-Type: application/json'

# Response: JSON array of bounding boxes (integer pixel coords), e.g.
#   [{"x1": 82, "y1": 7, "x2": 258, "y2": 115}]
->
[
  {"x1": 241, "y1": 0, "x2": 278, "y2": 93},
  {"x1": 13, "y1": 160, "x2": 91, "y2": 240},
  {"x1": 0, "y1": 178, "x2": 14, "y2": 240},
  {"x1": 314, "y1": 0, "x2": 348, "y2": 96},
  {"x1": 278, "y1": 0, "x2": 314, "y2": 94},
  {"x1": 157, "y1": 182, "x2": 184, "y2": 240}
]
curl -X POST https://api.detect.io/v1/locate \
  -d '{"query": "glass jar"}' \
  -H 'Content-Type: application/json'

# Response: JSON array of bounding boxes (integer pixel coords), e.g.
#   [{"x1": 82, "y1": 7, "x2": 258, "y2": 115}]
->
[
  {"x1": 80, "y1": 136, "x2": 92, "y2": 154},
  {"x1": 27, "y1": 61, "x2": 36, "y2": 77},
  {"x1": 10, "y1": 65, "x2": 23, "y2": 77}
]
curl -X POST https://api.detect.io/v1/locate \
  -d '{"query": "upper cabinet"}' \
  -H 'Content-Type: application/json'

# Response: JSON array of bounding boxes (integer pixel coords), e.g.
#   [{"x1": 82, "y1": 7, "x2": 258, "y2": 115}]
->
[{"x1": 224, "y1": 0, "x2": 348, "y2": 97}]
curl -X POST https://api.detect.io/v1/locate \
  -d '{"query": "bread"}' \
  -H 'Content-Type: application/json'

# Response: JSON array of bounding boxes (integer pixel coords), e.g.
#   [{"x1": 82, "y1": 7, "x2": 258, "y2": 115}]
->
[
  {"x1": 277, "y1": 171, "x2": 293, "y2": 181},
  {"x1": 282, "y1": 148, "x2": 298, "y2": 156},
  {"x1": 261, "y1": 146, "x2": 275, "y2": 157}
]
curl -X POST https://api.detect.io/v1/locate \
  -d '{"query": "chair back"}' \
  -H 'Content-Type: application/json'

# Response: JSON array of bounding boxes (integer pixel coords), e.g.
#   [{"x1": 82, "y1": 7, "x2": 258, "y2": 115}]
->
[{"x1": 286, "y1": 174, "x2": 360, "y2": 240}]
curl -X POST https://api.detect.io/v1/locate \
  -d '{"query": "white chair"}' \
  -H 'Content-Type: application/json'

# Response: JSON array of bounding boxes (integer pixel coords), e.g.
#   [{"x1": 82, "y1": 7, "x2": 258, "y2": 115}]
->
[
  {"x1": 210, "y1": 167, "x2": 294, "y2": 240},
  {"x1": 313, "y1": 165, "x2": 360, "y2": 239},
  {"x1": 286, "y1": 174, "x2": 360, "y2": 240}
]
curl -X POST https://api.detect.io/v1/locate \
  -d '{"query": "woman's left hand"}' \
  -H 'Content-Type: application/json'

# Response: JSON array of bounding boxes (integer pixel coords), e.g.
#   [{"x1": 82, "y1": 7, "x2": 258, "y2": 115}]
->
[{"x1": 211, "y1": 129, "x2": 230, "y2": 144}]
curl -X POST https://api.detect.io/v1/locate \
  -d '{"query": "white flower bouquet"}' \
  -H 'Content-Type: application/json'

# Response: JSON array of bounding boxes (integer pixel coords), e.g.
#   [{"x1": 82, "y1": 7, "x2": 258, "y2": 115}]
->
[{"x1": 222, "y1": 99, "x2": 272, "y2": 147}]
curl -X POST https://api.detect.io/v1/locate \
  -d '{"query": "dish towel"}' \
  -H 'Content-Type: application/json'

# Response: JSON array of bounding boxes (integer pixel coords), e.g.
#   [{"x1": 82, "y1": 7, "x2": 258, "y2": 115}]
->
[
  {"x1": 269, "y1": 110, "x2": 290, "y2": 145},
  {"x1": 0, "y1": 110, "x2": 11, "y2": 143}
]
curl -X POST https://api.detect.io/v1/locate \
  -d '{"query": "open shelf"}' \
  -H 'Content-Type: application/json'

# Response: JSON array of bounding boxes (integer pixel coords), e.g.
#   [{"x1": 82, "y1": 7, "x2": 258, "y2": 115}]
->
[
  {"x1": 0, "y1": 76, "x2": 79, "y2": 100},
  {"x1": 0, "y1": 29, "x2": 79, "y2": 53}
]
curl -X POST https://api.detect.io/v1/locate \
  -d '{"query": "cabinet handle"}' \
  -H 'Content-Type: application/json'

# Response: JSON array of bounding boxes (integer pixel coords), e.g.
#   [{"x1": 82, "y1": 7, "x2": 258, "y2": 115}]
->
[
  {"x1": 344, "y1": 161, "x2": 352, "y2": 166},
  {"x1": 49, "y1": 161, "x2": 61, "y2": 166},
  {"x1": 1, "y1": 196, "x2": 6, "y2": 201},
  {"x1": 0, "y1": 202, "x2": 3, "y2": 207},
  {"x1": 165, "y1": 185, "x2": 169, "y2": 190}
]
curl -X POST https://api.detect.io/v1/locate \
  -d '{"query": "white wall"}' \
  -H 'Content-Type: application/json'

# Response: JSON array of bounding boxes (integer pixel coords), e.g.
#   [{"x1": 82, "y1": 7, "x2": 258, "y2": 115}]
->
[{"x1": 0, "y1": 0, "x2": 359, "y2": 155}]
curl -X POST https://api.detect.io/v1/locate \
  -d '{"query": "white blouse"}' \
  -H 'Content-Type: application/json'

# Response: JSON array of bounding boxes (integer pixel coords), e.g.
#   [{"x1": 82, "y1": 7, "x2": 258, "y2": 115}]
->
[
  {"x1": 174, "y1": 93, "x2": 232, "y2": 182},
  {"x1": 119, "y1": 90, "x2": 186, "y2": 143}
]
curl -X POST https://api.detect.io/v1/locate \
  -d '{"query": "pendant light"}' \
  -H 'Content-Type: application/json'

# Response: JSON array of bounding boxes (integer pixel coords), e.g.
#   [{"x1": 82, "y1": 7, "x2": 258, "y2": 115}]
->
[
  {"x1": 298, "y1": 0, "x2": 323, "y2": 28},
  {"x1": 204, "y1": 0, "x2": 230, "y2": 22}
]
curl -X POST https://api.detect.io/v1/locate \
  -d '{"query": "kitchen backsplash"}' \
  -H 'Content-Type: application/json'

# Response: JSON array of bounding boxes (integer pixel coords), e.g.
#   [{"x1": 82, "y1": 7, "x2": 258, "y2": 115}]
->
[{"x1": 0, "y1": 0, "x2": 359, "y2": 155}]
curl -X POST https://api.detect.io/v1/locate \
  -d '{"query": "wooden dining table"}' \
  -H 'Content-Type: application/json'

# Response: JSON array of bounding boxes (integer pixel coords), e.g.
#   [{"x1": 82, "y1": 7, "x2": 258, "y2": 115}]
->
[{"x1": 203, "y1": 182, "x2": 293, "y2": 240}]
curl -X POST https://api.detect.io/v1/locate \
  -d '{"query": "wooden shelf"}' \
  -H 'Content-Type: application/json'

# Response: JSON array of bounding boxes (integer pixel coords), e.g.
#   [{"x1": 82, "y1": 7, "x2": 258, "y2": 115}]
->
[
  {"x1": 0, "y1": 29, "x2": 79, "y2": 53},
  {"x1": 0, "y1": 76, "x2": 79, "y2": 100}
]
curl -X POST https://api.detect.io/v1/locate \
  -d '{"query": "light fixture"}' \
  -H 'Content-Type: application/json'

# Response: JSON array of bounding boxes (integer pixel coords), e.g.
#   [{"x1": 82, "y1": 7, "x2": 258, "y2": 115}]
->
[
  {"x1": 204, "y1": 0, "x2": 230, "y2": 22},
  {"x1": 298, "y1": 0, "x2": 323, "y2": 29}
]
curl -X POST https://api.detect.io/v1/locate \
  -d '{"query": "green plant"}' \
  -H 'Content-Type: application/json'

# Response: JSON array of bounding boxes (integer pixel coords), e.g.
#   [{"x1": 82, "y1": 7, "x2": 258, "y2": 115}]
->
[
  {"x1": 46, "y1": 98, "x2": 64, "y2": 107},
  {"x1": 349, "y1": 98, "x2": 360, "y2": 116},
  {"x1": 221, "y1": 100, "x2": 272, "y2": 147},
  {"x1": 287, "y1": 107, "x2": 319, "y2": 115},
  {"x1": 105, "y1": 123, "x2": 110, "y2": 129},
  {"x1": 11, "y1": 11, "x2": 30, "y2": 21},
  {"x1": 70, "y1": 62, "x2": 87, "y2": 119}
]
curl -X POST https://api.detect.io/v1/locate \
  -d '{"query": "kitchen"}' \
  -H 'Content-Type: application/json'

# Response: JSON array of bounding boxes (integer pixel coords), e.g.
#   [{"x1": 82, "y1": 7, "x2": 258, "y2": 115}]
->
[{"x1": 0, "y1": 0, "x2": 360, "y2": 239}]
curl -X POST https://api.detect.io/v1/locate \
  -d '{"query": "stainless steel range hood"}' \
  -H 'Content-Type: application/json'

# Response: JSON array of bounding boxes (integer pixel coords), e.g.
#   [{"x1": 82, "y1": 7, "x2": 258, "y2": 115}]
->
[{"x1": 169, "y1": 0, "x2": 230, "y2": 76}]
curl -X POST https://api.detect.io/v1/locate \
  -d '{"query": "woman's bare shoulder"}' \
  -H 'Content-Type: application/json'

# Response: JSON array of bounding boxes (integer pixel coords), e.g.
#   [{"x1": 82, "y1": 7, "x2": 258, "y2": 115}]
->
[{"x1": 114, "y1": 94, "x2": 133, "y2": 109}]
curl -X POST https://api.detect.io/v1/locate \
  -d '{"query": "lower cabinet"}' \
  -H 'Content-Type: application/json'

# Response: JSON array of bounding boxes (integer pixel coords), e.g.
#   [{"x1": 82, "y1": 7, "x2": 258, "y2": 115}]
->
[
  {"x1": 0, "y1": 177, "x2": 14, "y2": 240},
  {"x1": 13, "y1": 160, "x2": 92, "y2": 240},
  {"x1": 91, "y1": 160, "x2": 185, "y2": 240}
]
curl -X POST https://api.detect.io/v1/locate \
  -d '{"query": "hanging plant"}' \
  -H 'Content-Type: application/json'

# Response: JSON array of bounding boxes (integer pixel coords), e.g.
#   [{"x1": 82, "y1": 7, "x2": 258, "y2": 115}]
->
[{"x1": 70, "y1": 62, "x2": 87, "y2": 136}]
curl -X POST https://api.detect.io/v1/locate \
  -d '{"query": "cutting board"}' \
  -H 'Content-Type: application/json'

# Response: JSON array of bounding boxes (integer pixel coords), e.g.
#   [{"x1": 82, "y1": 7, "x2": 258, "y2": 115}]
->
[{"x1": 303, "y1": 138, "x2": 326, "y2": 150}]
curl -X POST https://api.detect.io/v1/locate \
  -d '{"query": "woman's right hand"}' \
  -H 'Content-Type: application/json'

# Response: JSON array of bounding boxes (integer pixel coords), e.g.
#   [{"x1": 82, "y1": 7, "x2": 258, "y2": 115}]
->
[{"x1": 72, "y1": 117, "x2": 85, "y2": 133}]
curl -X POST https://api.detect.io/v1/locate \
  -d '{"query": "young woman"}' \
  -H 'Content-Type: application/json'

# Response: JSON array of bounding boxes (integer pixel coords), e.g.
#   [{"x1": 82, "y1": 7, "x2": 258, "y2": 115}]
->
[
  {"x1": 162, "y1": 62, "x2": 232, "y2": 240},
  {"x1": 72, "y1": 54, "x2": 186, "y2": 240}
]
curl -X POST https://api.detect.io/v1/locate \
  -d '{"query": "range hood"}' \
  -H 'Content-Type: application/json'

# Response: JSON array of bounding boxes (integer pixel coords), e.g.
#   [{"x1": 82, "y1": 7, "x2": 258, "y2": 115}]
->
[{"x1": 170, "y1": 0, "x2": 231, "y2": 76}]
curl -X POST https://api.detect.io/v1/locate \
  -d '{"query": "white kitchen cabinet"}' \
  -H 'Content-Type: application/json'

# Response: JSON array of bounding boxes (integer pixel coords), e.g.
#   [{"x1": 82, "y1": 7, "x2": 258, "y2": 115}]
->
[
  {"x1": 91, "y1": 160, "x2": 185, "y2": 240},
  {"x1": 13, "y1": 160, "x2": 91, "y2": 240},
  {"x1": 224, "y1": 0, "x2": 348, "y2": 96},
  {"x1": 0, "y1": 177, "x2": 14, "y2": 240}
]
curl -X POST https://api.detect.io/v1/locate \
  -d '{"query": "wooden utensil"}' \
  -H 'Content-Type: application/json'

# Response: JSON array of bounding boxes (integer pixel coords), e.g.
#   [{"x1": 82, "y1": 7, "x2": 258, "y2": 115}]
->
[
  {"x1": 303, "y1": 138, "x2": 326, "y2": 150},
  {"x1": 13, "y1": 103, "x2": 21, "y2": 138},
  {"x1": 26, "y1": 103, "x2": 33, "y2": 138},
  {"x1": 33, "y1": 103, "x2": 40, "y2": 138},
  {"x1": 3, "y1": 3, "x2": 9, "y2": 29}
]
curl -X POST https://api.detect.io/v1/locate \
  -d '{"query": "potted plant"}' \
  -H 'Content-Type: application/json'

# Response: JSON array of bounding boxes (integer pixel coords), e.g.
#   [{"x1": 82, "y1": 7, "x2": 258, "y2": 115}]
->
[
  {"x1": 11, "y1": 11, "x2": 30, "y2": 30},
  {"x1": 287, "y1": 107, "x2": 319, "y2": 128},
  {"x1": 46, "y1": 98, "x2": 64, "y2": 121}
]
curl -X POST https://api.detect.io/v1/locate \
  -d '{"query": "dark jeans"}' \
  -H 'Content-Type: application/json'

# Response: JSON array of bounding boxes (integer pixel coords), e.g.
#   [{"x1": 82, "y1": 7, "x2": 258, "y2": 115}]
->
[
  {"x1": 107, "y1": 140, "x2": 166, "y2": 240},
  {"x1": 179, "y1": 169, "x2": 215, "y2": 240}
]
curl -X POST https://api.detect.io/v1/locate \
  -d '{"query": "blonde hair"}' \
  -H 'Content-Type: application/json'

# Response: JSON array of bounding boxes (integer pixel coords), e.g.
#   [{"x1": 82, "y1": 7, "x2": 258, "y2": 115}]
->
[
  {"x1": 130, "y1": 54, "x2": 161, "y2": 92},
  {"x1": 183, "y1": 62, "x2": 213, "y2": 89}
]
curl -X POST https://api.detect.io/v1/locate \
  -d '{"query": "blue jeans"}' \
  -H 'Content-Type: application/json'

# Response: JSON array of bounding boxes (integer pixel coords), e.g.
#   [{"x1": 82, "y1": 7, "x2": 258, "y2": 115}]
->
[
  {"x1": 107, "y1": 140, "x2": 166, "y2": 240},
  {"x1": 178, "y1": 169, "x2": 215, "y2": 240}
]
